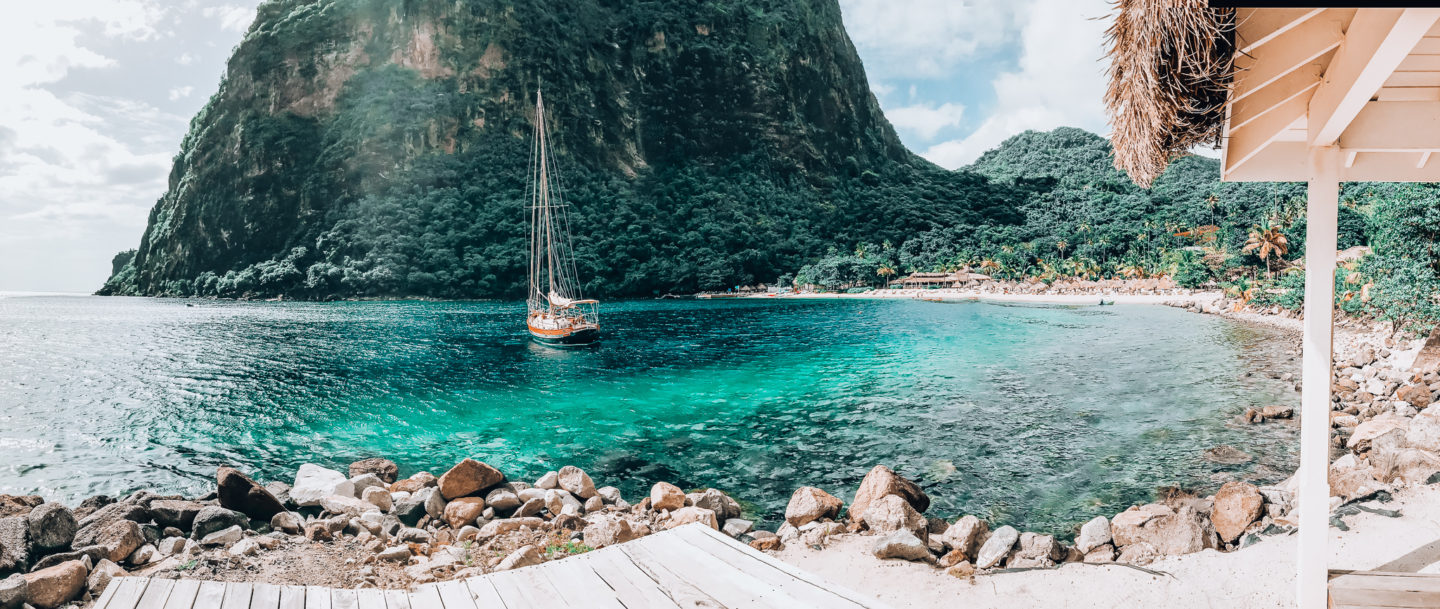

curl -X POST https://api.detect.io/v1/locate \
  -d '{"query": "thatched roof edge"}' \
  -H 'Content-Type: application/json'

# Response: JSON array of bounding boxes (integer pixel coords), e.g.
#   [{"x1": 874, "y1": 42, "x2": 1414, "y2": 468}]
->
[{"x1": 1105, "y1": 0, "x2": 1236, "y2": 187}]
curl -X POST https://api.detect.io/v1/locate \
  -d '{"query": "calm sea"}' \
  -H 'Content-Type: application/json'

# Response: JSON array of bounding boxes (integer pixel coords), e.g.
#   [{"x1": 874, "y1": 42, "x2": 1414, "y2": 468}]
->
[{"x1": 0, "y1": 295, "x2": 1298, "y2": 534}]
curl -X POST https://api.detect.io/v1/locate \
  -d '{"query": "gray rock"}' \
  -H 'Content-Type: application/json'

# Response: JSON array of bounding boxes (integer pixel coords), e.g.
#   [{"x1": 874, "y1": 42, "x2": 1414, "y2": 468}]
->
[
  {"x1": 495, "y1": 545, "x2": 543, "y2": 571},
  {"x1": 0, "y1": 573, "x2": 25, "y2": 609},
  {"x1": 722, "y1": 518, "x2": 754, "y2": 538},
  {"x1": 377, "y1": 546, "x2": 411, "y2": 562},
  {"x1": 391, "y1": 489, "x2": 434, "y2": 527},
  {"x1": 975, "y1": 525, "x2": 1019, "y2": 569},
  {"x1": 582, "y1": 517, "x2": 643, "y2": 548},
  {"x1": 596, "y1": 487, "x2": 623, "y2": 505},
  {"x1": 349, "y1": 458, "x2": 399, "y2": 484},
  {"x1": 270, "y1": 512, "x2": 302, "y2": 535},
  {"x1": 0, "y1": 517, "x2": 29, "y2": 573},
  {"x1": 517, "y1": 488, "x2": 546, "y2": 503},
  {"x1": 484, "y1": 488, "x2": 521, "y2": 514},
  {"x1": 28, "y1": 546, "x2": 106, "y2": 573},
  {"x1": 556, "y1": 466, "x2": 597, "y2": 499},
  {"x1": 360, "y1": 488, "x2": 391, "y2": 512},
  {"x1": 515, "y1": 498, "x2": 545, "y2": 518},
  {"x1": 686, "y1": 489, "x2": 733, "y2": 523},
  {"x1": 72, "y1": 503, "x2": 146, "y2": 548},
  {"x1": 93, "y1": 520, "x2": 143, "y2": 564},
  {"x1": 1075, "y1": 516, "x2": 1112, "y2": 554},
  {"x1": 535, "y1": 472, "x2": 560, "y2": 490},
  {"x1": 871, "y1": 530, "x2": 931, "y2": 562},
  {"x1": 156, "y1": 537, "x2": 185, "y2": 557},
  {"x1": 147, "y1": 500, "x2": 204, "y2": 531},
  {"x1": 544, "y1": 490, "x2": 581, "y2": 516},
  {"x1": 127, "y1": 544, "x2": 155, "y2": 566},
  {"x1": 421, "y1": 488, "x2": 446, "y2": 519},
  {"x1": 292, "y1": 464, "x2": 354, "y2": 507},
  {"x1": 348, "y1": 474, "x2": 387, "y2": 498},
  {"x1": 320, "y1": 495, "x2": 379, "y2": 520},
  {"x1": 396, "y1": 528, "x2": 431, "y2": 544},
  {"x1": 264, "y1": 482, "x2": 292, "y2": 507},
  {"x1": 25, "y1": 504, "x2": 76, "y2": 554},
  {"x1": 199, "y1": 525, "x2": 243, "y2": 547},
  {"x1": 190, "y1": 507, "x2": 247, "y2": 540}
]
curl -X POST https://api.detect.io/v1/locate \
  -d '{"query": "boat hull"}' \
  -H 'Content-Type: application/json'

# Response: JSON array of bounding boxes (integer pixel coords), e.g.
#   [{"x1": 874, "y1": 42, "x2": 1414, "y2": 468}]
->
[{"x1": 528, "y1": 325, "x2": 600, "y2": 347}]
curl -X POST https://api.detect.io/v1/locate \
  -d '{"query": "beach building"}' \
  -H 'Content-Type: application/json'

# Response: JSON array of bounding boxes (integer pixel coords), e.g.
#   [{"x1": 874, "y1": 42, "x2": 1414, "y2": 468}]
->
[
  {"x1": 892, "y1": 271, "x2": 992, "y2": 288},
  {"x1": 1107, "y1": 4, "x2": 1440, "y2": 607}
]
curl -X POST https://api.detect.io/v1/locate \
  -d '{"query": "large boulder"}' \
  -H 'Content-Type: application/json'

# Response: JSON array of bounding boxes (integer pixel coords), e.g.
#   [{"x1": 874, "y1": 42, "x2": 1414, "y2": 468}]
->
[
  {"x1": 0, "y1": 517, "x2": 29, "y2": 573},
  {"x1": 556, "y1": 466, "x2": 597, "y2": 500},
  {"x1": 148, "y1": 500, "x2": 205, "y2": 531},
  {"x1": 72, "y1": 503, "x2": 146, "y2": 548},
  {"x1": 389, "y1": 472, "x2": 437, "y2": 494},
  {"x1": 1348, "y1": 416, "x2": 1411, "y2": 449},
  {"x1": 438, "y1": 459, "x2": 505, "y2": 500},
  {"x1": 494, "y1": 545, "x2": 543, "y2": 571},
  {"x1": 1373, "y1": 447, "x2": 1440, "y2": 485},
  {"x1": 1008, "y1": 532, "x2": 1064, "y2": 568},
  {"x1": 1399, "y1": 384, "x2": 1433, "y2": 408},
  {"x1": 582, "y1": 517, "x2": 643, "y2": 548},
  {"x1": 485, "y1": 488, "x2": 522, "y2": 514},
  {"x1": 86, "y1": 559, "x2": 125, "y2": 597},
  {"x1": 444, "y1": 498, "x2": 487, "y2": 529},
  {"x1": 292, "y1": 464, "x2": 354, "y2": 507},
  {"x1": 1075, "y1": 516, "x2": 1112, "y2": 554},
  {"x1": 784, "y1": 487, "x2": 842, "y2": 527},
  {"x1": 478, "y1": 518, "x2": 545, "y2": 538},
  {"x1": 0, "y1": 573, "x2": 25, "y2": 609},
  {"x1": 190, "y1": 506, "x2": 247, "y2": 540},
  {"x1": 870, "y1": 530, "x2": 930, "y2": 562},
  {"x1": 667, "y1": 507, "x2": 719, "y2": 530},
  {"x1": 650, "y1": 482, "x2": 686, "y2": 512},
  {"x1": 1329, "y1": 455, "x2": 1391, "y2": 501},
  {"x1": 21, "y1": 561, "x2": 85, "y2": 609},
  {"x1": 941, "y1": 516, "x2": 987, "y2": 559},
  {"x1": 320, "y1": 495, "x2": 379, "y2": 520},
  {"x1": 545, "y1": 490, "x2": 582, "y2": 516},
  {"x1": 29, "y1": 546, "x2": 106, "y2": 573},
  {"x1": 0, "y1": 497, "x2": 41, "y2": 519},
  {"x1": 1111, "y1": 504, "x2": 1215, "y2": 556},
  {"x1": 862, "y1": 495, "x2": 927, "y2": 540},
  {"x1": 686, "y1": 489, "x2": 737, "y2": 522},
  {"x1": 975, "y1": 525, "x2": 1019, "y2": 569},
  {"x1": 349, "y1": 458, "x2": 399, "y2": 484},
  {"x1": 850, "y1": 465, "x2": 929, "y2": 524},
  {"x1": 93, "y1": 520, "x2": 143, "y2": 563},
  {"x1": 1211, "y1": 482, "x2": 1264, "y2": 544},
  {"x1": 217, "y1": 467, "x2": 286, "y2": 521},
  {"x1": 25, "y1": 504, "x2": 76, "y2": 555},
  {"x1": 348, "y1": 474, "x2": 388, "y2": 499}
]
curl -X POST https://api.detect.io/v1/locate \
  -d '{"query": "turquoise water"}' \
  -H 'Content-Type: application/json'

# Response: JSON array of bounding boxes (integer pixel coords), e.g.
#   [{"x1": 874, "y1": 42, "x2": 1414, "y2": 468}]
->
[{"x1": 0, "y1": 295, "x2": 1298, "y2": 534}]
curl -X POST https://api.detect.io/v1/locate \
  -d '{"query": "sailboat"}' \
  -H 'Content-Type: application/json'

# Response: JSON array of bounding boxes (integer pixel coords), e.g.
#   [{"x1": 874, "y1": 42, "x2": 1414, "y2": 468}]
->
[{"x1": 526, "y1": 90, "x2": 600, "y2": 346}]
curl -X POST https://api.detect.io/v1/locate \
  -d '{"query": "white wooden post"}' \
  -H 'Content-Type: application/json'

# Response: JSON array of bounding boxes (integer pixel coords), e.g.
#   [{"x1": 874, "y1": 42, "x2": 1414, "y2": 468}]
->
[{"x1": 1298, "y1": 145, "x2": 1339, "y2": 608}]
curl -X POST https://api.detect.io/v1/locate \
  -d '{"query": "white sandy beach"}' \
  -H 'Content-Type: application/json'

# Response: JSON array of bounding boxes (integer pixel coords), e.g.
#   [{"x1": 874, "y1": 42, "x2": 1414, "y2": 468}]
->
[
  {"x1": 749, "y1": 288, "x2": 1222, "y2": 306},
  {"x1": 777, "y1": 485, "x2": 1440, "y2": 609}
]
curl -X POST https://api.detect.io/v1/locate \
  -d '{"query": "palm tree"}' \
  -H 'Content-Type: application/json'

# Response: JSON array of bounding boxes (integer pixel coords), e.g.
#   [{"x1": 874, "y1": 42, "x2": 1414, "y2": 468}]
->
[
  {"x1": 1056, "y1": 239, "x2": 1069, "y2": 259},
  {"x1": 1243, "y1": 220, "x2": 1289, "y2": 279},
  {"x1": 877, "y1": 265, "x2": 897, "y2": 285}
]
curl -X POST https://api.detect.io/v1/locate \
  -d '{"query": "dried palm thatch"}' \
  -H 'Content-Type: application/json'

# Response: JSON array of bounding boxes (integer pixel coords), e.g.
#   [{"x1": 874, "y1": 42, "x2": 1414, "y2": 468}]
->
[{"x1": 1106, "y1": 0, "x2": 1236, "y2": 188}]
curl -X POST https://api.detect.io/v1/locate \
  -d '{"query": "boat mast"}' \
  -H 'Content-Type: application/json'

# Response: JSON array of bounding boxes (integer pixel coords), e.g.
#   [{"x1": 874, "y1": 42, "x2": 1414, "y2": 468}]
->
[{"x1": 537, "y1": 90, "x2": 557, "y2": 314}]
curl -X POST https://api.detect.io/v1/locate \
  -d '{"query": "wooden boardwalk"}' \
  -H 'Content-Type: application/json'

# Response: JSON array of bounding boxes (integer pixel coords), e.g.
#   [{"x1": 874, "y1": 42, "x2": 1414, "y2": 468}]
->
[
  {"x1": 91, "y1": 523, "x2": 890, "y2": 609},
  {"x1": 1330, "y1": 570, "x2": 1440, "y2": 608}
]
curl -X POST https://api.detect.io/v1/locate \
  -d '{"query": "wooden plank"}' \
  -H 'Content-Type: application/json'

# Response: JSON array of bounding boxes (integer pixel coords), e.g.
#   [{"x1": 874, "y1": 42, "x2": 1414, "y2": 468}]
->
[
  {"x1": 106, "y1": 577, "x2": 151, "y2": 609},
  {"x1": 1330, "y1": 586, "x2": 1440, "y2": 607},
  {"x1": 537, "y1": 556, "x2": 627, "y2": 609},
  {"x1": 93, "y1": 575, "x2": 126, "y2": 609},
  {"x1": 1229, "y1": 63, "x2": 1322, "y2": 131},
  {"x1": 136, "y1": 579, "x2": 176, "y2": 609},
  {"x1": 1377, "y1": 86, "x2": 1440, "y2": 101},
  {"x1": 406, "y1": 584, "x2": 444, "y2": 609},
  {"x1": 626, "y1": 532, "x2": 811, "y2": 609},
  {"x1": 382, "y1": 590, "x2": 412, "y2": 609},
  {"x1": 1338, "y1": 101, "x2": 1440, "y2": 150},
  {"x1": 194, "y1": 582, "x2": 228, "y2": 609},
  {"x1": 583, "y1": 551, "x2": 688, "y2": 609},
  {"x1": 1385, "y1": 71, "x2": 1440, "y2": 87},
  {"x1": 1232, "y1": 15, "x2": 1344, "y2": 102},
  {"x1": 278, "y1": 585, "x2": 307, "y2": 609},
  {"x1": 355, "y1": 589, "x2": 386, "y2": 609},
  {"x1": 331, "y1": 588, "x2": 359, "y2": 609},
  {"x1": 1225, "y1": 91, "x2": 1310, "y2": 174},
  {"x1": 487, "y1": 567, "x2": 572, "y2": 609},
  {"x1": 462, "y1": 577, "x2": 510, "y2": 609},
  {"x1": 162, "y1": 580, "x2": 203, "y2": 609},
  {"x1": 221, "y1": 583, "x2": 254, "y2": 609},
  {"x1": 306, "y1": 586, "x2": 334, "y2": 609},
  {"x1": 1237, "y1": 8, "x2": 1329, "y2": 55},
  {"x1": 1415, "y1": 37, "x2": 1440, "y2": 54},
  {"x1": 249, "y1": 583, "x2": 281, "y2": 609},
  {"x1": 1308, "y1": 8, "x2": 1440, "y2": 146},
  {"x1": 433, "y1": 581, "x2": 478, "y2": 609},
  {"x1": 1332, "y1": 572, "x2": 1440, "y2": 592},
  {"x1": 683, "y1": 524, "x2": 893, "y2": 609},
  {"x1": 669, "y1": 526, "x2": 869, "y2": 609}
]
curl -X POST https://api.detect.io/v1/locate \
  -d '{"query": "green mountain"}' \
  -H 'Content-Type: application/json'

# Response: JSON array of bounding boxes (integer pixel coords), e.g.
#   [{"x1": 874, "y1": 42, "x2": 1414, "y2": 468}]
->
[{"x1": 100, "y1": 0, "x2": 1023, "y2": 299}]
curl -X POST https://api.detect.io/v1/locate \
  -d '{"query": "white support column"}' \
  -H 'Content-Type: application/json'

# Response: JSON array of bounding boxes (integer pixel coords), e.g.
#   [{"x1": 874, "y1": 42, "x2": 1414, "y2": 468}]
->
[{"x1": 1298, "y1": 145, "x2": 1339, "y2": 608}]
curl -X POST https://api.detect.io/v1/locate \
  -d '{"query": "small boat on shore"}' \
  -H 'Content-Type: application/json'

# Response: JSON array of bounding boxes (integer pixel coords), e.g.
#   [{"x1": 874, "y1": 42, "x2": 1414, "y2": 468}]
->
[{"x1": 526, "y1": 89, "x2": 599, "y2": 347}]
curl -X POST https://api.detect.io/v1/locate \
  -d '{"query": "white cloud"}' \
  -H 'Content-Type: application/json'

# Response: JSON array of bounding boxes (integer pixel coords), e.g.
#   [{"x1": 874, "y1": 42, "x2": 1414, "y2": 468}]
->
[
  {"x1": 919, "y1": 0, "x2": 1112, "y2": 168},
  {"x1": 176, "y1": 52, "x2": 197, "y2": 65},
  {"x1": 839, "y1": 0, "x2": 1022, "y2": 78},
  {"x1": 168, "y1": 85, "x2": 194, "y2": 100},
  {"x1": 870, "y1": 82, "x2": 895, "y2": 99},
  {"x1": 204, "y1": 4, "x2": 255, "y2": 33},
  {"x1": 884, "y1": 102, "x2": 966, "y2": 141}
]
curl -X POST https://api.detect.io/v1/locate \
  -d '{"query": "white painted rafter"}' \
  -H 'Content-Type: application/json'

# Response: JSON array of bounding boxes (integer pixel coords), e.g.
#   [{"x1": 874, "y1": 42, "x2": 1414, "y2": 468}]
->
[{"x1": 1309, "y1": 8, "x2": 1440, "y2": 146}]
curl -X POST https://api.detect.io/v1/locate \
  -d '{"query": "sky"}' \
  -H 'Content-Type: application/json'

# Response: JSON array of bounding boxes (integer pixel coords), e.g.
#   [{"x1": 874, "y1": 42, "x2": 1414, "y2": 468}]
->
[{"x1": 0, "y1": 0, "x2": 1114, "y2": 293}]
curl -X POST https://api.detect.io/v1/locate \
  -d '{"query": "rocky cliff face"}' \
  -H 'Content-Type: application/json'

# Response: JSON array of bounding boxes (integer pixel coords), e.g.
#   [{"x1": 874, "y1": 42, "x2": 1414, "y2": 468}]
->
[{"x1": 102, "y1": 0, "x2": 1005, "y2": 298}]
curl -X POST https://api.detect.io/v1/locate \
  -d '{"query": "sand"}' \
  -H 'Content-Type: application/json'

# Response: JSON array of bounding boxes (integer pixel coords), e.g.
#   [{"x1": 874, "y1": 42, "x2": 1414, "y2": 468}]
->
[
  {"x1": 751, "y1": 288, "x2": 1218, "y2": 306},
  {"x1": 776, "y1": 485, "x2": 1440, "y2": 609}
]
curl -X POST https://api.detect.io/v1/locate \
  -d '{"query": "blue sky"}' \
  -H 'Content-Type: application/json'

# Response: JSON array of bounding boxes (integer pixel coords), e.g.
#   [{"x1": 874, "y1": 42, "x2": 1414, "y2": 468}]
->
[{"x1": 0, "y1": 0, "x2": 1114, "y2": 293}]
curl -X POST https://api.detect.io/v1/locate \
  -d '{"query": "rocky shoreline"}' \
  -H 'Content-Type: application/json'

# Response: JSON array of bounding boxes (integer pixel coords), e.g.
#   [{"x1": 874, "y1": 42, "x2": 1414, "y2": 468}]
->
[{"x1": 3, "y1": 298, "x2": 1438, "y2": 608}]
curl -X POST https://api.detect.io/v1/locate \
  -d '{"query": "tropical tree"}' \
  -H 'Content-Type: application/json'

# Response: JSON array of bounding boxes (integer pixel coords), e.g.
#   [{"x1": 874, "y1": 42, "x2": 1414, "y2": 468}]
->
[{"x1": 1243, "y1": 219, "x2": 1289, "y2": 279}]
